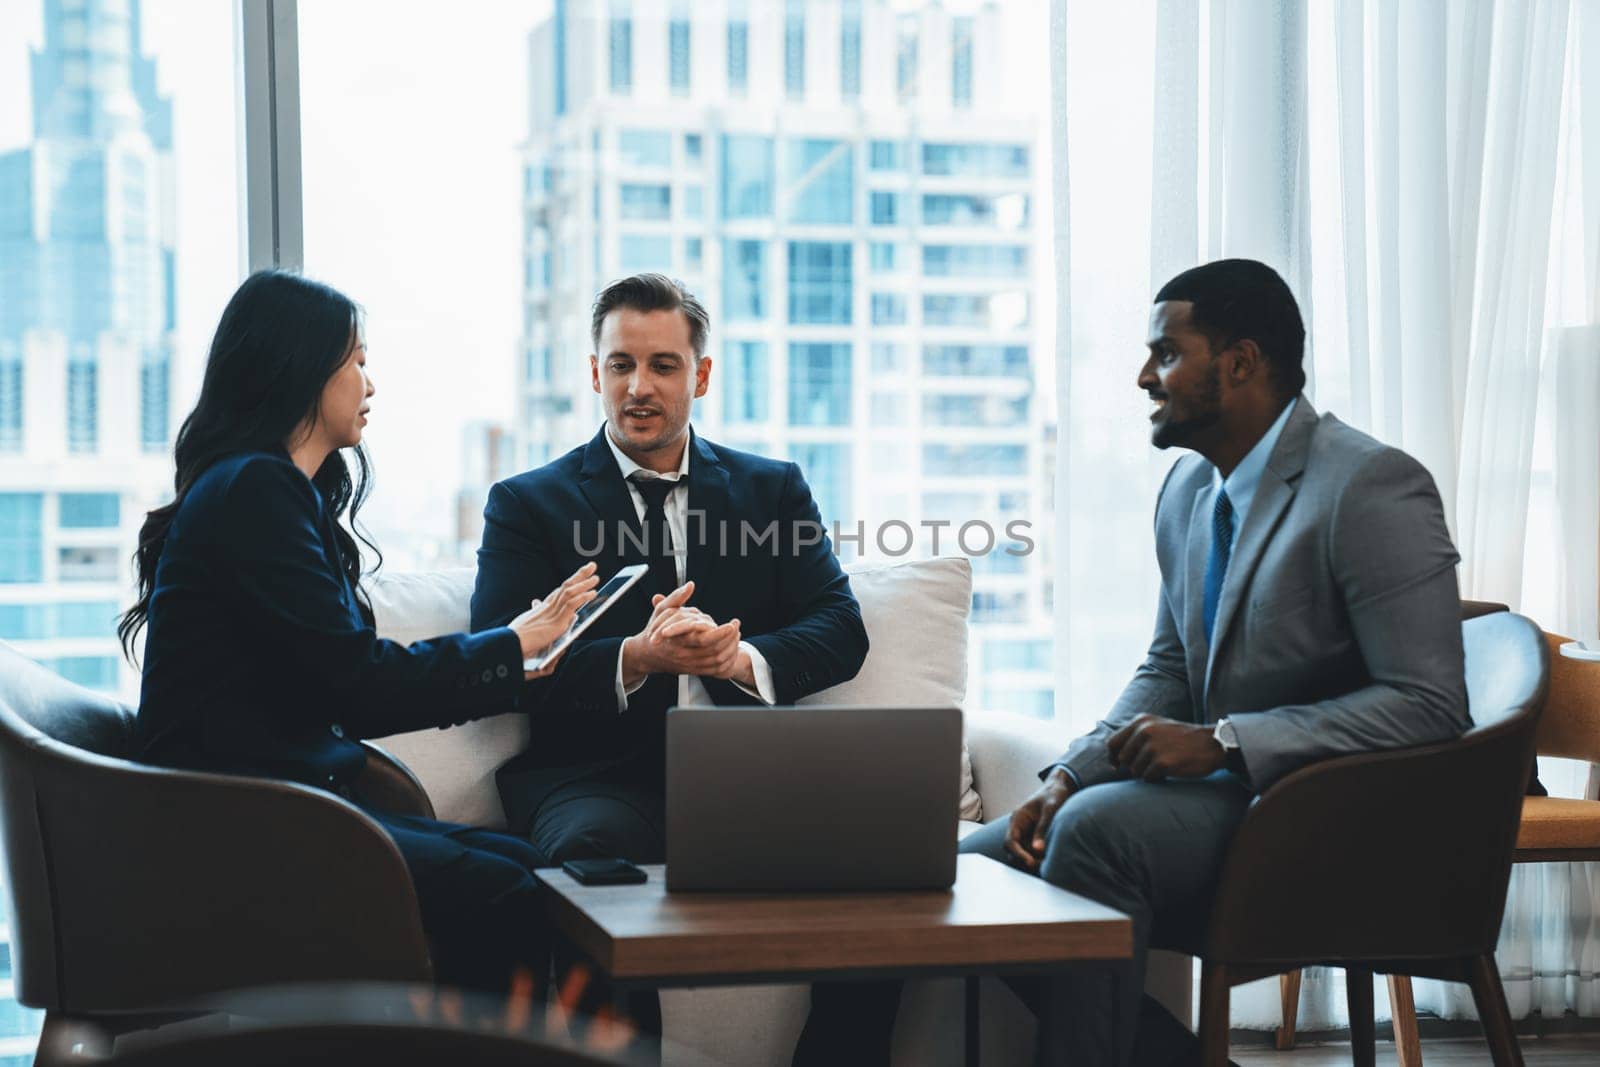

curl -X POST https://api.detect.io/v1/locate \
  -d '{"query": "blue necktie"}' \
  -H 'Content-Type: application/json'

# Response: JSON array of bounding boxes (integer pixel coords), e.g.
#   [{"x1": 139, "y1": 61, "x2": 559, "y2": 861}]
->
[{"x1": 1203, "y1": 487, "x2": 1234, "y2": 645}]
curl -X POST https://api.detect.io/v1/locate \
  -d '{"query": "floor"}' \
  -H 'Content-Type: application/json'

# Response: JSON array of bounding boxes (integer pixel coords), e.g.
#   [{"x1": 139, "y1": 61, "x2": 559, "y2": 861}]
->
[{"x1": 1233, "y1": 1034, "x2": 1600, "y2": 1065}]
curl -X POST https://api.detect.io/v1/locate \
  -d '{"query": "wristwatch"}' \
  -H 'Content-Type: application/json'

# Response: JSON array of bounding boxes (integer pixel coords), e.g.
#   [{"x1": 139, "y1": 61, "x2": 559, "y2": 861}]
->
[
  {"x1": 1213, "y1": 717, "x2": 1247, "y2": 776},
  {"x1": 1212, "y1": 717, "x2": 1239, "y2": 752}
]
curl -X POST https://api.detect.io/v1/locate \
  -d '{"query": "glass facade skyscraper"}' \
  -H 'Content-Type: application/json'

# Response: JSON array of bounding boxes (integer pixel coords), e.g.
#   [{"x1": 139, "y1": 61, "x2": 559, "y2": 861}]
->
[
  {"x1": 0, "y1": 4, "x2": 179, "y2": 1051},
  {"x1": 0, "y1": 0, "x2": 177, "y2": 701},
  {"x1": 520, "y1": 0, "x2": 1053, "y2": 719}
]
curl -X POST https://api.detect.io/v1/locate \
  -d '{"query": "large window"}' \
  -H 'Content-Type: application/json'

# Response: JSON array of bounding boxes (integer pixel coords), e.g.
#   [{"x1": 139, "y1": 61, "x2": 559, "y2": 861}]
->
[
  {"x1": 619, "y1": 233, "x2": 673, "y2": 274},
  {"x1": 924, "y1": 393, "x2": 1030, "y2": 428},
  {"x1": 726, "y1": 3, "x2": 749, "y2": 95},
  {"x1": 786, "y1": 139, "x2": 853, "y2": 225},
  {"x1": 722, "y1": 239, "x2": 767, "y2": 321},
  {"x1": 787, "y1": 242, "x2": 853, "y2": 325},
  {"x1": 924, "y1": 343, "x2": 1031, "y2": 378},
  {"x1": 58, "y1": 492, "x2": 119, "y2": 528},
  {"x1": 923, "y1": 192, "x2": 1031, "y2": 227},
  {"x1": 924, "y1": 444, "x2": 1027, "y2": 477},
  {"x1": 923, "y1": 243, "x2": 1029, "y2": 278},
  {"x1": 784, "y1": 0, "x2": 806, "y2": 99},
  {"x1": 619, "y1": 129, "x2": 672, "y2": 168},
  {"x1": 722, "y1": 341, "x2": 769, "y2": 423},
  {"x1": 609, "y1": 0, "x2": 633, "y2": 93},
  {"x1": 840, "y1": 0, "x2": 863, "y2": 100},
  {"x1": 620, "y1": 183, "x2": 671, "y2": 219},
  {"x1": 720, "y1": 134, "x2": 774, "y2": 220},
  {"x1": 0, "y1": 344, "x2": 20, "y2": 451},
  {"x1": 922, "y1": 143, "x2": 1030, "y2": 179},
  {"x1": 869, "y1": 140, "x2": 907, "y2": 171},
  {"x1": 0, "y1": 494, "x2": 43, "y2": 584},
  {"x1": 895, "y1": 14, "x2": 919, "y2": 101},
  {"x1": 668, "y1": 2, "x2": 690, "y2": 95},
  {"x1": 870, "y1": 191, "x2": 907, "y2": 225},
  {"x1": 67, "y1": 347, "x2": 96, "y2": 452},
  {"x1": 0, "y1": 0, "x2": 237, "y2": 730},
  {"x1": 951, "y1": 17, "x2": 975, "y2": 109},
  {"x1": 788, "y1": 343, "x2": 852, "y2": 426}
]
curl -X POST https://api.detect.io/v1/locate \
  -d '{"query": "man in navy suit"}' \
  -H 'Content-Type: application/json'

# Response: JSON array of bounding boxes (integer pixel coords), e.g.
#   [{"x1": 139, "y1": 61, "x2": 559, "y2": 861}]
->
[{"x1": 471, "y1": 274, "x2": 869, "y2": 1010}]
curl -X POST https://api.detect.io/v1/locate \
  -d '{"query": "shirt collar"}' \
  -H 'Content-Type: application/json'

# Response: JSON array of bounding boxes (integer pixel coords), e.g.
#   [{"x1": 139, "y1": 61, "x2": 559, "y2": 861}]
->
[
  {"x1": 604, "y1": 425, "x2": 691, "y2": 484},
  {"x1": 1212, "y1": 397, "x2": 1298, "y2": 525}
]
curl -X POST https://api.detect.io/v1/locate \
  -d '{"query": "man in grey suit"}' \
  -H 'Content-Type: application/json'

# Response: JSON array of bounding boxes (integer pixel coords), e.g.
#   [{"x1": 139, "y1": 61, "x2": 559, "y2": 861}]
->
[{"x1": 793, "y1": 258, "x2": 1469, "y2": 1067}]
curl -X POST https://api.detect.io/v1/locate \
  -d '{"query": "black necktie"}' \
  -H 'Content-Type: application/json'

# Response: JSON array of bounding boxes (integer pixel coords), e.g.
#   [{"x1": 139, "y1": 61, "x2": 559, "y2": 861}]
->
[
  {"x1": 628, "y1": 474, "x2": 680, "y2": 752},
  {"x1": 629, "y1": 474, "x2": 678, "y2": 599}
]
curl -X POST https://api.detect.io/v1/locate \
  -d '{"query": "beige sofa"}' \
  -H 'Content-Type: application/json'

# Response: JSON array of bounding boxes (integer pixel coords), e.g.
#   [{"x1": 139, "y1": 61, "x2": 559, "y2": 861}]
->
[{"x1": 367, "y1": 557, "x2": 1190, "y2": 1066}]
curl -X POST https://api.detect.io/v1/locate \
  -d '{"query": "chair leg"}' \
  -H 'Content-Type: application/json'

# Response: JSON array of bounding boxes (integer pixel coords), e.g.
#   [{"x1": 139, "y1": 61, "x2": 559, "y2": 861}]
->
[
  {"x1": 1199, "y1": 961, "x2": 1231, "y2": 1067},
  {"x1": 1387, "y1": 974, "x2": 1423, "y2": 1067},
  {"x1": 1276, "y1": 969, "x2": 1303, "y2": 1050},
  {"x1": 1466, "y1": 954, "x2": 1524, "y2": 1067},
  {"x1": 1346, "y1": 967, "x2": 1375, "y2": 1067}
]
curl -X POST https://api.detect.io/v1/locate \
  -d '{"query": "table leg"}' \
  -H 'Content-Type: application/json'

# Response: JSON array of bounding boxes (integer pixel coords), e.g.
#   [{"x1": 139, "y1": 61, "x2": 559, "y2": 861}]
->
[{"x1": 966, "y1": 975, "x2": 981, "y2": 1067}]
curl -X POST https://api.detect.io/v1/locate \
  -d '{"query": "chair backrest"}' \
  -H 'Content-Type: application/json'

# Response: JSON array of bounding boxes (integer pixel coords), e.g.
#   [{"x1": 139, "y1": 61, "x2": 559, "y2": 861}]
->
[
  {"x1": 1532, "y1": 632, "x2": 1600, "y2": 765},
  {"x1": 1462, "y1": 613, "x2": 1552, "y2": 732},
  {"x1": 0, "y1": 640, "x2": 135, "y2": 755},
  {"x1": 0, "y1": 642, "x2": 140, "y2": 1009}
]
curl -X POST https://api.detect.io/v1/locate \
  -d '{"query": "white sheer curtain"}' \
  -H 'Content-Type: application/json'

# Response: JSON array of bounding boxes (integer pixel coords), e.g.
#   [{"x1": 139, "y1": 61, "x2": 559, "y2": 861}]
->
[{"x1": 1050, "y1": 0, "x2": 1600, "y2": 1029}]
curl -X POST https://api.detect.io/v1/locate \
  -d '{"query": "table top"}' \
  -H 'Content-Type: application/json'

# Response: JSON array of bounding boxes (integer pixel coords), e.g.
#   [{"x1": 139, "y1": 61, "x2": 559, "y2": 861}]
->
[{"x1": 536, "y1": 854, "x2": 1132, "y2": 984}]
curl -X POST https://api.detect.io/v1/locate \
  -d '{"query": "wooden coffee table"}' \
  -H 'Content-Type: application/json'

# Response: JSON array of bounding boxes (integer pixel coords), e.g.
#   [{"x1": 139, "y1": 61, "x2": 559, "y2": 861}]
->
[{"x1": 537, "y1": 853, "x2": 1132, "y2": 1066}]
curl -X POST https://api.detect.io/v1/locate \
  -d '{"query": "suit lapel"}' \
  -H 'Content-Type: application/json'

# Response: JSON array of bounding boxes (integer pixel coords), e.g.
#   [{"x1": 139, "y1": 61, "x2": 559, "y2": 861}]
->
[
  {"x1": 1203, "y1": 399, "x2": 1318, "y2": 695},
  {"x1": 684, "y1": 430, "x2": 731, "y2": 593},
  {"x1": 577, "y1": 426, "x2": 645, "y2": 557}
]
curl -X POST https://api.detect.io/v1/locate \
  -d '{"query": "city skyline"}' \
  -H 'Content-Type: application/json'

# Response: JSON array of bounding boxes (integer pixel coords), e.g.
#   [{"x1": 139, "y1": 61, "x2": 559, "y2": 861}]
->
[{"x1": 0, "y1": 1, "x2": 1056, "y2": 719}]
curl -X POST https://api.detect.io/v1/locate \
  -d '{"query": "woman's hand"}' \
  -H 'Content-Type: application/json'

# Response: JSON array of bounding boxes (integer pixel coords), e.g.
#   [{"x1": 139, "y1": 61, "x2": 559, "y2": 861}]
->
[{"x1": 511, "y1": 563, "x2": 600, "y2": 678}]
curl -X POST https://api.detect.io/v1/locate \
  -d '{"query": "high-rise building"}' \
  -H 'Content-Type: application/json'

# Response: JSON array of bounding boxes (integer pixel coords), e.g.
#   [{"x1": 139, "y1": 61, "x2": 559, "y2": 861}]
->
[
  {"x1": 0, "y1": 0, "x2": 177, "y2": 703},
  {"x1": 519, "y1": 0, "x2": 1054, "y2": 718}
]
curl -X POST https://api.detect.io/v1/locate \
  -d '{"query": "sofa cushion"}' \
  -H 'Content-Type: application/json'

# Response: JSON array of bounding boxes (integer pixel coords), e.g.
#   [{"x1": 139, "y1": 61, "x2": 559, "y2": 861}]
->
[
  {"x1": 366, "y1": 556, "x2": 981, "y2": 825},
  {"x1": 799, "y1": 557, "x2": 982, "y2": 822},
  {"x1": 365, "y1": 566, "x2": 475, "y2": 645}
]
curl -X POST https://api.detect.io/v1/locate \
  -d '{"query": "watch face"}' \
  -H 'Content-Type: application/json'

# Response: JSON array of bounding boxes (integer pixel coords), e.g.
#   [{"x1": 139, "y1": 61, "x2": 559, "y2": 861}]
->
[{"x1": 1215, "y1": 719, "x2": 1238, "y2": 749}]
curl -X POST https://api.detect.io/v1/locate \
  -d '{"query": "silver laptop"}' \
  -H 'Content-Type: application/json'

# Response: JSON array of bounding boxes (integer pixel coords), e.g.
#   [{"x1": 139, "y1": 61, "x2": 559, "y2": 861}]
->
[{"x1": 665, "y1": 705, "x2": 962, "y2": 892}]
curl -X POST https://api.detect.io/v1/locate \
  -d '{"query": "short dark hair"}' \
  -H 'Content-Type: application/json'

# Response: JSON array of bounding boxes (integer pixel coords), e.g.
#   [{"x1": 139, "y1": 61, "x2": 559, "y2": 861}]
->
[
  {"x1": 590, "y1": 273, "x2": 710, "y2": 359},
  {"x1": 1154, "y1": 258, "x2": 1306, "y2": 395}
]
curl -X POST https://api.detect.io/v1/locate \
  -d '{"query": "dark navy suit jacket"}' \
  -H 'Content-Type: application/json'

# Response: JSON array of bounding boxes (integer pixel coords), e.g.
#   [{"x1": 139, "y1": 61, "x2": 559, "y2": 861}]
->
[
  {"x1": 472, "y1": 427, "x2": 869, "y2": 830},
  {"x1": 135, "y1": 447, "x2": 525, "y2": 790}
]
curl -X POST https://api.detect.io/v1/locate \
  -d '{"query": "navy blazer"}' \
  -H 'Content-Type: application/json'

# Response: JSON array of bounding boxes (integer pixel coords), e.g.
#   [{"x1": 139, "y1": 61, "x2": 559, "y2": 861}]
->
[
  {"x1": 472, "y1": 427, "x2": 869, "y2": 828},
  {"x1": 135, "y1": 447, "x2": 524, "y2": 790}
]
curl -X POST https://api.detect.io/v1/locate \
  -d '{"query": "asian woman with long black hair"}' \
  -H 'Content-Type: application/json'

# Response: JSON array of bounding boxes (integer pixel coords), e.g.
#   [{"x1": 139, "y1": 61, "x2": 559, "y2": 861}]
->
[{"x1": 122, "y1": 270, "x2": 597, "y2": 995}]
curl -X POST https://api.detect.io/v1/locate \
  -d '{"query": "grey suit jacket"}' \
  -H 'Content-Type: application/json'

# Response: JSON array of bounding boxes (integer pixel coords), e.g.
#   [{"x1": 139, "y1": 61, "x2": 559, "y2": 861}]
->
[{"x1": 1058, "y1": 397, "x2": 1469, "y2": 792}]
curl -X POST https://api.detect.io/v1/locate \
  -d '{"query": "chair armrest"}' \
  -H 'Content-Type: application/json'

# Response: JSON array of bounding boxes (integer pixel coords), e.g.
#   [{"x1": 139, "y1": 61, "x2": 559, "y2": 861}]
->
[
  {"x1": 349, "y1": 741, "x2": 436, "y2": 820},
  {"x1": 966, "y1": 710, "x2": 1064, "y2": 819},
  {"x1": 1200, "y1": 716, "x2": 1538, "y2": 968},
  {"x1": 29, "y1": 744, "x2": 432, "y2": 1013}
]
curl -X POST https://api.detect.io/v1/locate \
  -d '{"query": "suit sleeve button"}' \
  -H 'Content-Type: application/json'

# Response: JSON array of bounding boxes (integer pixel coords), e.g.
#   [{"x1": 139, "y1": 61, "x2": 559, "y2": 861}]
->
[
  {"x1": 496, "y1": 664, "x2": 509, "y2": 679},
  {"x1": 481, "y1": 669, "x2": 494, "y2": 683},
  {"x1": 330, "y1": 724, "x2": 345, "y2": 739}
]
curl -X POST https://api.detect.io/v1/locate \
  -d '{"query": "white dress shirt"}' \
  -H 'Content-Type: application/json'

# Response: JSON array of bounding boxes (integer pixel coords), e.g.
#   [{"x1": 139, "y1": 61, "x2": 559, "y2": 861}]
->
[{"x1": 604, "y1": 429, "x2": 776, "y2": 711}]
